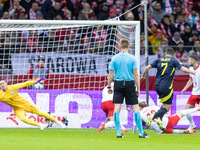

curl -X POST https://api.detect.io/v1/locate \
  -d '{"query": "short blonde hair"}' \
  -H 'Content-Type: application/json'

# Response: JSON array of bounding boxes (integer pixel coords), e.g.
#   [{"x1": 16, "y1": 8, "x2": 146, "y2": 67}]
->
[{"x1": 120, "y1": 38, "x2": 130, "y2": 49}]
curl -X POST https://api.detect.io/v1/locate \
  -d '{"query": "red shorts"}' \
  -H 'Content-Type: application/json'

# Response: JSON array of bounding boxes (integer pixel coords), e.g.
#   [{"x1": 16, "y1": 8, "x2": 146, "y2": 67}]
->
[
  {"x1": 101, "y1": 100, "x2": 114, "y2": 117},
  {"x1": 162, "y1": 114, "x2": 180, "y2": 134},
  {"x1": 187, "y1": 95, "x2": 200, "y2": 106}
]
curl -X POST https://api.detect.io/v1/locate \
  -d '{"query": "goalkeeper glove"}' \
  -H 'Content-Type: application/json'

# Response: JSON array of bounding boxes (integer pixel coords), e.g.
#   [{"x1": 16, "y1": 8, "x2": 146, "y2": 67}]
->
[{"x1": 35, "y1": 78, "x2": 46, "y2": 83}]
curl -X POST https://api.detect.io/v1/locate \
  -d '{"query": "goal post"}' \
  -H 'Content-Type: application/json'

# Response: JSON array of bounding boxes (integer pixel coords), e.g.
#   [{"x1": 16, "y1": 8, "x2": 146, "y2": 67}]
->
[{"x1": 0, "y1": 20, "x2": 140, "y2": 128}]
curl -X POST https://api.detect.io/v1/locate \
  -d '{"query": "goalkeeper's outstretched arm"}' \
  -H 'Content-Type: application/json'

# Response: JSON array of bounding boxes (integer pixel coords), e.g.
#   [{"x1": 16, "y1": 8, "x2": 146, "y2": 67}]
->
[{"x1": 13, "y1": 78, "x2": 46, "y2": 89}]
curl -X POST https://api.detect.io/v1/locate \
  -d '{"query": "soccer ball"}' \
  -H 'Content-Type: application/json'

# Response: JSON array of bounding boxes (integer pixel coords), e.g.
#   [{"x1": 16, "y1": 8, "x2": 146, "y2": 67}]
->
[{"x1": 33, "y1": 83, "x2": 44, "y2": 89}]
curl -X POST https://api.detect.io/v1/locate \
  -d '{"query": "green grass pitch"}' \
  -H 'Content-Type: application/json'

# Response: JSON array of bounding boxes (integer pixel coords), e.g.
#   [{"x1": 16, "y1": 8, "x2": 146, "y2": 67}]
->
[{"x1": 0, "y1": 128, "x2": 199, "y2": 150}]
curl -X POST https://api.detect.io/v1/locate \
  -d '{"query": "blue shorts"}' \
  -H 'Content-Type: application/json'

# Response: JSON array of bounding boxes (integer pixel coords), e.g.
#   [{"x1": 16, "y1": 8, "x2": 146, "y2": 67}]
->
[{"x1": 155, "y1": 84, "x2": 173, "y2": 104}]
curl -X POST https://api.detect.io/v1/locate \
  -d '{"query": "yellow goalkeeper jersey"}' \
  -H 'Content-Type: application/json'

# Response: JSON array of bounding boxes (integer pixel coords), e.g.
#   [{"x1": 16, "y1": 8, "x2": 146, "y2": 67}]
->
[{"x1": 0, "y1": 81, "x2": 35, "y2": 109}]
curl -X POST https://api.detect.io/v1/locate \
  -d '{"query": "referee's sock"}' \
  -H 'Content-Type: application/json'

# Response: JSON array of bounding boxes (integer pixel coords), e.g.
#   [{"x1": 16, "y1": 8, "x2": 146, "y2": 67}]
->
[
  {"x1": 114, "y1": 111, "x2": 122, "y2": 136},
  {"x1": 152, "y1": 106, "x2": 167, "y2": 120},
  {"x1": 134, "y1": 111, "x2": 144, "y2": 136}
]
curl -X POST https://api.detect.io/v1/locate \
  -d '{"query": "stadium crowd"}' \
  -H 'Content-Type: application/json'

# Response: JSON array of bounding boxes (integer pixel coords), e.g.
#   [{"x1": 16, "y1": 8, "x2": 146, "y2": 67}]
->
[{"x1": 0, "y1": 0, "x2": 200, "y2": 71}]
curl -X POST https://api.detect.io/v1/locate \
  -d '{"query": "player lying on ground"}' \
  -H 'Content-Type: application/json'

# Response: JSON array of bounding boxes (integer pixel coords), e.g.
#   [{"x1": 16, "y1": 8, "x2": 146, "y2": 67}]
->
[
  {"x1": 133, "y1": 101, "x2": 198, "y2": 134},
  {"x1": 97, "y1": 82, "x2": 127, "y2": 132},
  {"x1": 0, "y1": 79, "x2": 66, "y2": 130}
]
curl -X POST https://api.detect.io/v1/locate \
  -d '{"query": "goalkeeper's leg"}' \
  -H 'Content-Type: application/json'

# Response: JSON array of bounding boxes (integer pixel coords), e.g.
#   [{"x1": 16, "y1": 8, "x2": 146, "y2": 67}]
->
[
  {"x1": 15, "y1": 109, "x2": 39, "y2": 126},
  {"x1": 33, "y1": 109, "x2": 66, "y2": 129}
]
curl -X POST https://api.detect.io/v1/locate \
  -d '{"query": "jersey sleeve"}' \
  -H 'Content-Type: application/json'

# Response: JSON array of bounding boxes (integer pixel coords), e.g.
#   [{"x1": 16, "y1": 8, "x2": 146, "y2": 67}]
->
[
  {"x1": 174, "y1": 58, "x2": 183, "y2": 69},
  {"x1": 150, "y1": 59, "x2": 157, "y2": 68},
  {"x1": 109, "y1": 58, "x2": 115, "y2": 71},
  {"x1": 132, "y1": 58, "x2": 137, "y2": 70},
  {"x1": 12, "y1": 81, "x2": 36, "y2": 90}
]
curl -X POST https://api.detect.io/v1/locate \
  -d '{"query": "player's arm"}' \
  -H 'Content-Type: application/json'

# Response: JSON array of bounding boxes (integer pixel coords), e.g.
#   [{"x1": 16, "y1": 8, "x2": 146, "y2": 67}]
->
[
  {"x1": 13, "y1": 79, "x2": 46, "y2": 90},
  {"x1": 107, "y1": 70, "x2": 114, "y2": 94},
  {"x1": 141, "y1": 65, "x2": 152, "y2": 80},
  {"x1": 180, "y1": 66, "x2": 195, "y2": 75},
  {"x1": 181, "y1": 77, "x2": 193, "y2": 94},
  {"x1": 133, "y1": 69, "x2": 140, "y2": 96}
]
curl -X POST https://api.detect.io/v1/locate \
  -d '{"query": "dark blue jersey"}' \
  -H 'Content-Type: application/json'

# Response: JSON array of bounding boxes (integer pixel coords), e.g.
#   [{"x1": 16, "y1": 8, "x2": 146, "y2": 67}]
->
[{"x1": 150, "y1": 56, "x2": 183, "y2": 87}]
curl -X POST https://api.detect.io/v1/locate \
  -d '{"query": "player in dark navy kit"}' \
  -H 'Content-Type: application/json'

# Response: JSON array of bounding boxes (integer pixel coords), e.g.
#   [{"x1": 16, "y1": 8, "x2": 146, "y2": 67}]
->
[{"x1": 141, "y1": 47, "x2": 195, "y2": 130}]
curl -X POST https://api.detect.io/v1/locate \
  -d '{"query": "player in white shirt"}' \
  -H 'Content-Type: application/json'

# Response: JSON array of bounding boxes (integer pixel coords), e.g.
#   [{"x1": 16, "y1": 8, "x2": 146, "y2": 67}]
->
[
  {"x1": 181, "y1": 54, "x2": 200, "y2": 130},
  {"x1": 97, "y1": 82, "x2": 127, "y2": 132},
  {"x1": 133, "y1": 101, "x2": 198, "y2": 134}
]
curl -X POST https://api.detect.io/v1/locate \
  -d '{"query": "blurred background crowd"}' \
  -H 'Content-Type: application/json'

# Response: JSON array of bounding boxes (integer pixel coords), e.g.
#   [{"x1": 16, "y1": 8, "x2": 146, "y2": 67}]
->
[{"x1": 0, "y1": 0, "x2": 199, "y2": 66}]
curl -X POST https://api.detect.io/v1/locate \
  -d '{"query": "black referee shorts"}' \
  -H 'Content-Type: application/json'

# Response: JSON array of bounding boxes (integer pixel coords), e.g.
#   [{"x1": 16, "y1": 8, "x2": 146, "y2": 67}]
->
[{"x1": 113, "y1": 80, "x2": 138, "y2": 105}]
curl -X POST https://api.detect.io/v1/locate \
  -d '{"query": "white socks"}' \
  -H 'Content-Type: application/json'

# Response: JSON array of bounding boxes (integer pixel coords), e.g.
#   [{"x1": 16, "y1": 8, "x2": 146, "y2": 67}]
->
[{"x1": 182, "y1": 108, "x2": 197, "y2": 116}]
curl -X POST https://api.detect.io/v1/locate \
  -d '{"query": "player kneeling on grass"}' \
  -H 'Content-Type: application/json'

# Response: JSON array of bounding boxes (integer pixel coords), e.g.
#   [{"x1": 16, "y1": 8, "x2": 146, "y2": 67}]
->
[
  {"x1": 0, "y1": 79, "x2": 66, "y2": 130},
  {"x1": 97, "y1": 82, "x2": 127, "y2": 133},
  {"x1": 133, "y1": 101, "x2": 198, "y2": 134}
]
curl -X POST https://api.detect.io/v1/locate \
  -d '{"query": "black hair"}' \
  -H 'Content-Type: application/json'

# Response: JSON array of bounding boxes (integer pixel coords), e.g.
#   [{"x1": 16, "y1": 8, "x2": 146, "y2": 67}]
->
[{"x1": 139, "y1": 101, "x2": 147, "y2": 108}]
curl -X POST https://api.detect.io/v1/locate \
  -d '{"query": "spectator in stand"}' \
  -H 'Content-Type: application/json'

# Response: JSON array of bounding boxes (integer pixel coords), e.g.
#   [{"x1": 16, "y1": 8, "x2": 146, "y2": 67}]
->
[
  {"x1": 29, "y1": 1, "x2": 41, "y2": 20},
  {"x1": 27, "y1": 30, "x2": 38, "y2": 53},
  {"x1": 175, "y1": 14, "x2": 186, "y2": 32},
  {"x1": 112, "y1": 1, "x2": 123, "y2": 20},
  {"x1": 125, "y1": 11, "x2": 134, "y2": 21},
  {"x1": 187, "y1": 6, "x2": 199, "y2": 30},
  {"x1": 1, "y1": 11, "x2": 9, "y2": 19},
  {"x1": 169, "y1": 14, "x2": 175, "y2": 26},
  {"x1": 74, "y1": 0, "x2": 89, "y2": 19},
  {"x1": 189, "y1": 31, "x2": 199, "y2": 46},
  {"x1": 124, "y1": 0, "x2": 140, "y2": 20},
  {"x1": 17, "y1": 10, "x2": 26, "y2": 19},
  {"x1": 61, "y1": 0, "x2": 74, "y2": 17},
  {"x1": 0, "y1": 33, "x2": 13, "y2": 72},
  {"x1": 137, "y1": 3, "x2": 144, "y2": 21},
  {"x1": 159, "y1": 14, "x2": 175, "y2": 41},
  {"x1": 148, "y1": 22, "x2": 159, "y2": 43},
  {"x1": 169, "y1": 31, "x2": 182, "y2": 49},
  {"x1": 20, "y1": 0, "x2": 35, "y2": 15},
  {"x1": 141, "y1": 11, "x2": 157, "y2": 33},
  {"x1": 36, "y1": 12, "x2": 44, "y2": 20},
  {"x1": 180, "y1": 23, "x2": 192, "y2": 46},
  {"x1": 171, "y1": 3, "x2": 184, "y2": 21},
  {"x1": 63, "y1": 10, "x2": 72, "y2": 20},
  {"x1": 27, "y1": 55, "x2": 50, "y2": 89},
  {"x1": 150, "y1": 30, "x2": 165, "y2": 54},
  {"x1": 163, "y1": 0, "x2": 178, "y2": 14},
  {"x1": 97, "y1": 2, "x2": 109, "y2": 20},
  {"x1": 63, "y1": 30, "x2": 77, "y2": 53},
  {"x1": 92, "y1": 25, "x2": 107, "y2": 53},
  {"x1": 183, "y1": 0, "x2": 194, "y2": 17},
  {"x1": 157, "y1": 40, "x2": 168, "y2": 58},
  {"x1": 46, "y1": 1, "x2": 64, "y2": 20},
  {"x1": 108, "y1": 8, "x2": 117, "y2": 20},
  {"x1": 189, "y1": 40, "x2": 200, "y2": 57},
  {"x1": 9, "y1": 0, "x2": 25, "y2": 19},
  {"x1": 175, "y1": 40, "x2": 188, "y2": 62},
  {"x1": 77, "y1": 35, "x2": 93, "y2": 54},
  {"x1": 88, "y1": 12, "x2": 96, "y2": 20},
  {"x1": 93, "y1": 0, "x2": 106, "y2": 17},
  {"x1": 151, "y1": 2, "x2": 166, "y2": 24},
  {"x1": 78, "y1": 3, "x2": 93, "y2": 20}
]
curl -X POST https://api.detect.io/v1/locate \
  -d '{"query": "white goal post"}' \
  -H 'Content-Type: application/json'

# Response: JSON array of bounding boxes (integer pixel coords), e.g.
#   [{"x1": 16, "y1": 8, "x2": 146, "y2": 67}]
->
[{"x1": 0, "y1": 20, "x2": 140, "y2": 128}]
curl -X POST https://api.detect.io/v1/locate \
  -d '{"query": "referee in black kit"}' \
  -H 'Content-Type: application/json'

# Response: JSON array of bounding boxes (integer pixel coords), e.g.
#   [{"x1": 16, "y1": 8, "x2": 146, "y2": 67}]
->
[{"x1": 107, "y1": 38, "x2": 149, "y2": 138}]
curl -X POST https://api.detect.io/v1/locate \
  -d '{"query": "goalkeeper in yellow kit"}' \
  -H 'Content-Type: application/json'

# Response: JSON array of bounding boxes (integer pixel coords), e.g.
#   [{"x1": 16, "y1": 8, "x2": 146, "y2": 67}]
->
[{"x1": 0, "y1": 78, "x2": 66, "y2": 130}]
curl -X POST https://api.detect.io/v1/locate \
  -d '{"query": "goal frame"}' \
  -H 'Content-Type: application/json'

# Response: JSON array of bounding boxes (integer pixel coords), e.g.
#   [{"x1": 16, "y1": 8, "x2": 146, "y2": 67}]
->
[{"x1": 0, "y1": 20, "x2": 140, "y2": 75}]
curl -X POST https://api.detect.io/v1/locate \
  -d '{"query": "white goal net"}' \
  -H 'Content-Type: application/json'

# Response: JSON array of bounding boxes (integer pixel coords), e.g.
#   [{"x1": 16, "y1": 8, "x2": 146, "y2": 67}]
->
[{"x1": 0, "y1": 20, "x2": 140, "y2": 128}]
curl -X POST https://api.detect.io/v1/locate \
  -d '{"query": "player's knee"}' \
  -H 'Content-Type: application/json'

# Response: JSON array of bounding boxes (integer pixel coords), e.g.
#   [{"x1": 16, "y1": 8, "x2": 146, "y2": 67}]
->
[{"x1": 18, "y1": 116, "x2": 28, "y2": 122}]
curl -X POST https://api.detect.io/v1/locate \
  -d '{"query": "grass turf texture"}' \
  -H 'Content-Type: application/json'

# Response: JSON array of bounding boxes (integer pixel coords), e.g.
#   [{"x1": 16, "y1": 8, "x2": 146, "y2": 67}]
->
[{"x1": 0, "y1": 128, "x2": 199, "y2": 150}]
